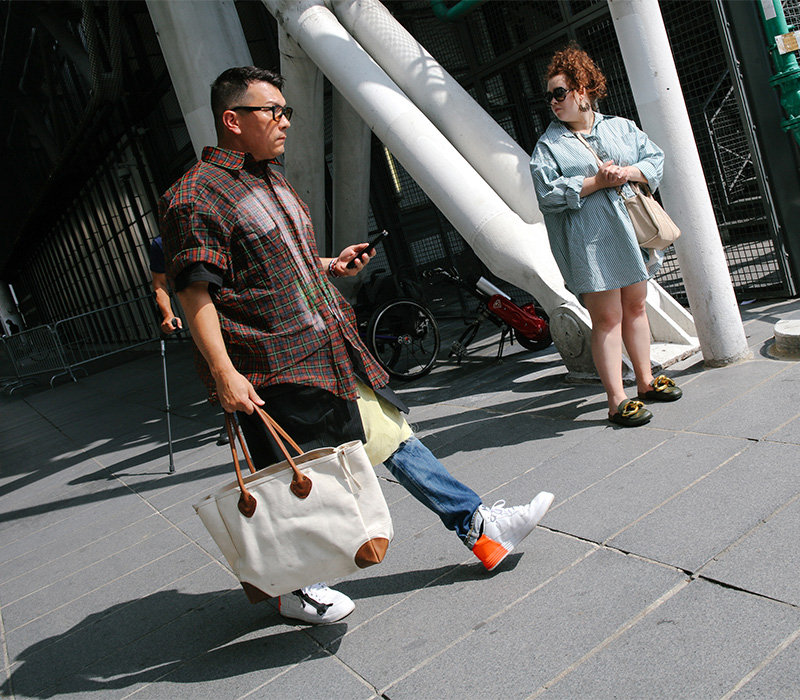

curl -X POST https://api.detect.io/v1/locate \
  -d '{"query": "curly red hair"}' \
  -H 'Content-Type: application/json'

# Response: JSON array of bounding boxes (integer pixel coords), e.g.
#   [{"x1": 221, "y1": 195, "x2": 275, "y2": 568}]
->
[{"x1": 546, "y1": 43, "x2": 607, "y2": 105}]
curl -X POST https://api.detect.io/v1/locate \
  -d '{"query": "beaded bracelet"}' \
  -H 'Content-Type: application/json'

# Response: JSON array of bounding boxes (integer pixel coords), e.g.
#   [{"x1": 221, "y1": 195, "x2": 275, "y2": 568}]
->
[{"x1": 328, "y1": 259, "x2": 340, "y2": 278}]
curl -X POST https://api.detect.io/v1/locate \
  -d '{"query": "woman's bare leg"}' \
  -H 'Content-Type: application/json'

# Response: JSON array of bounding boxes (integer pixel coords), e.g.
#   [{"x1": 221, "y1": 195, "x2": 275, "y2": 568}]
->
[
  {"x1": 582, "y1": 289, "x2": 628, "y2": 415},
  {"x1": 620, "y1": 281, "x2": 655, "y2": 395}
]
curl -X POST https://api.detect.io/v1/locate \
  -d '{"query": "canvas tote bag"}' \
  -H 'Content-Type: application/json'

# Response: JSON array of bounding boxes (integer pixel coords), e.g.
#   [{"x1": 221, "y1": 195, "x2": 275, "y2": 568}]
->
[
  {"x1": 194, "y1": 406, "x2": 393, "y2": 602},
  {"x1": 574, "y1": 131, "x2": 680, "y2": 250}
]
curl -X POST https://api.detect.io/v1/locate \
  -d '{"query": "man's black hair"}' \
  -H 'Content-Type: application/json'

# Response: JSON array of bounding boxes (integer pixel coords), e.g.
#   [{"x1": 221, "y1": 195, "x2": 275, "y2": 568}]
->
[{"x1": 210, "y1": 66, "x2": 285, "y2": 121}]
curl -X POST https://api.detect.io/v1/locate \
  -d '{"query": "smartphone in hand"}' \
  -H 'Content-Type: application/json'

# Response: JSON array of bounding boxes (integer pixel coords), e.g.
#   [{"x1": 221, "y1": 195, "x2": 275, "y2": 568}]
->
[{"x1": 347, "y1": 230, "x2": 388, "y2": 269}]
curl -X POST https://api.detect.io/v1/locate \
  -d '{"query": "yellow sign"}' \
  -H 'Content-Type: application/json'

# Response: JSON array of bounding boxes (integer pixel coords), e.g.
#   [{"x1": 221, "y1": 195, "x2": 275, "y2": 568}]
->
[{"x1": 776, "y1": 31, "x2": 800, "y2": 54}]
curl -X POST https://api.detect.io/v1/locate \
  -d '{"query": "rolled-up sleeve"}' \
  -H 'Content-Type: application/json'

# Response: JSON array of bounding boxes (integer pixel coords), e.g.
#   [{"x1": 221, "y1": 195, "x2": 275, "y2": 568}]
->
[
  {"x1": 531, "y1": 144, "x2": 584, "y2": 214},
  {"x1": 160, "y1": 198, "x2": 231, "y2": 281}
]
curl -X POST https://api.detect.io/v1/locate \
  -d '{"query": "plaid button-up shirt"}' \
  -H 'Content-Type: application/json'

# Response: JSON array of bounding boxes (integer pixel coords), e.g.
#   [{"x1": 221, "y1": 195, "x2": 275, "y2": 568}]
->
[{"x1": 159, "y1": 146, "x2": 388, "y2": 404}]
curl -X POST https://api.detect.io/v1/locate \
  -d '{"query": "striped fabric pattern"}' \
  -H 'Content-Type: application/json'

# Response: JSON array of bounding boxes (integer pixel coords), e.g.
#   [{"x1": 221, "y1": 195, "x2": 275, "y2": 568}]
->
[
  {"x1": 530, "y1": 113, "x2": 665, "y2": 295},
  {"x1": 159, "y1": 146, "x2": 388, "y2": 405}
]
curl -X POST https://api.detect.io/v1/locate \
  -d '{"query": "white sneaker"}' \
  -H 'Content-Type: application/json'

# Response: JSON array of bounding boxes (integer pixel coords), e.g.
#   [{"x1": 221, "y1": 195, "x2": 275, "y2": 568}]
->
[
  {"x1": 472, "y1": 492, "x2": 555, "y2": 571},
  {"x1": 278, "y1": 583, "x2": 355, "y2": 624}
]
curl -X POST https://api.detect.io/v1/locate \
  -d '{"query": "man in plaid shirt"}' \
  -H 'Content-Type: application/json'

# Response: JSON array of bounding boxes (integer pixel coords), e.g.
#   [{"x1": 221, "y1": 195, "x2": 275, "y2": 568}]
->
[{"x1": 160, "y1": 66, "x2": 554, "y2": 625}]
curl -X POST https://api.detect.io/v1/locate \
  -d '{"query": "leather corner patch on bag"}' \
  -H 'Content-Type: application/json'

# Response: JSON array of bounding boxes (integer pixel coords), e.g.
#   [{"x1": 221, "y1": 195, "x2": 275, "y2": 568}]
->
[{"x1": 355, "y1": 537, "x2": 390, "y2": 568}]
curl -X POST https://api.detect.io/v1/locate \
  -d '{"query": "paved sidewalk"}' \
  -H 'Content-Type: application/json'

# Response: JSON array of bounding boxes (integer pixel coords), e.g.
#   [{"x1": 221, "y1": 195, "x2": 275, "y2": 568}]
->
[{"x1": 2, "y1": 297, "x2": 800, "y2": 700}]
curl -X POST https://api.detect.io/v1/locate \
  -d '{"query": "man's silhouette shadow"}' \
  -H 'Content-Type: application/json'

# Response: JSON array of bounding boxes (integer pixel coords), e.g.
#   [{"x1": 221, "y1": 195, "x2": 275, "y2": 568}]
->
[{"x1": 2, "y1": 588, "x2": 345, "y2": 698}]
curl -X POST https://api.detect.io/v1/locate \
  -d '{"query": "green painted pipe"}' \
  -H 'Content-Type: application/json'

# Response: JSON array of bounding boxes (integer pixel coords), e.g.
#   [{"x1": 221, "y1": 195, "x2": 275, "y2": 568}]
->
[
  {"x1": 430, "y1": 0, "x2": 488, "y2": 22},
  {"x1": 758, "y1": 0, "x2": 800, "y2": 147}
]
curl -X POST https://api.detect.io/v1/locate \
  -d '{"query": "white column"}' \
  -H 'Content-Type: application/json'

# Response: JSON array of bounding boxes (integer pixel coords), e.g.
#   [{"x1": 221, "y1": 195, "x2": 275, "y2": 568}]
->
[
  {"x1": 609, "y1": 0, "x2": 750, "y2": 367},
  {"x1": 261, "y1": 0, "x2": 596, "y2": 375},
  {"x1": 261, "y1": 0, "x2": 701, "y2": 376},
  {"x1": 332, "y1": 89, "x2": 372, "y2": 300},
  {"x1": 146, "y1": 0, "x2": 252, "y2": 159},
  {"x1": 279, "y1": 30, "x2": 327, "y2": 249}
]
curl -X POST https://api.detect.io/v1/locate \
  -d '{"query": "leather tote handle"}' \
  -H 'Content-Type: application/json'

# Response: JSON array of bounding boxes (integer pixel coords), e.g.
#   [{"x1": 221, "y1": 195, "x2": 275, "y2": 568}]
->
[{"x1": 224, "y1": 407, "x2": 312, "y2": 518}]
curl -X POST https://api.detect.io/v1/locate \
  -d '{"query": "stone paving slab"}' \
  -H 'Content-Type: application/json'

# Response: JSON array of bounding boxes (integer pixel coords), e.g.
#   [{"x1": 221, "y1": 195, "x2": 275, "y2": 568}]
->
[
  {"x1": 9, "y1": 571, "x2": 249, "y2": 698},
  {"x1": 329, "y1": 529, "x2": 594, "y2": 692},
  {"x1": 3, "y1": 298, "x2": 800, "y2": 699},
  {"x1": 2, "y1": 525, "x2": 193, "y2": 632},
  {"x1": 724, "y1": 632, "x2": 800, "y2": 700},
  {"x1": 651, "y1": 359, "x2": 791, "y2": 433},
  {"x1": 538, "y1": 578, "x2": 800, "y2": 700},
  {"x1": 544, "y1": 430, "x2": 750, "y2": 543},
  {"x1": 686, "y1": 361, "x2": 800, "y2": 440},
  {"x1": 0, "y1": 497, "x2": 155, "y2": 574},
  {"x1": 384, "y1": 548, "x2": 686, "y2": 699},
  {"x1": 84, "y1": 413, "x2": 225, "y2": 475},
  {"x1": 0, "y1": 513, "x2": 172, "y2": 604},
  {"x1": 505, "y1": 420, "x2": 671, "y2": 512},
  {"x1": 609, "y1": 440, "x2": 800, "y2": 572},
  {"x1": 4, "y1": 546, "x2": 225, "y2": 669},
  {"x1": 0, "y1": 469, "x2": 146, "y2": 541},
  {"x1": 701, "y1": 495, "x2": 800, "y2": 607}
]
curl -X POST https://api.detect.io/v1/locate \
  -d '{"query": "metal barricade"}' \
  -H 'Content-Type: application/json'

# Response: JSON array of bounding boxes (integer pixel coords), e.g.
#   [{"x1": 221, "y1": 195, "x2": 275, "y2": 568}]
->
[
  {"x1": 1, "y1": 326, "x2": 75, "y2": 394},
  {"x1": 2, "y1": 295, "x2": 159, "y2": 394},
  {"x1": 2, "y1": 294, "x2": 181, "y2": 472},
  {"x1": 51, "y1": 294, "x2": 156, "y2": 382}
]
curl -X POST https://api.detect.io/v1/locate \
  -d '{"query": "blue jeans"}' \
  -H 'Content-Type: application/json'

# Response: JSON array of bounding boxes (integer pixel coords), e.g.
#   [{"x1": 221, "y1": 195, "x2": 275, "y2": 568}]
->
[{"x1": 383, "y1": 437, "x2": 483, "y2": 548}]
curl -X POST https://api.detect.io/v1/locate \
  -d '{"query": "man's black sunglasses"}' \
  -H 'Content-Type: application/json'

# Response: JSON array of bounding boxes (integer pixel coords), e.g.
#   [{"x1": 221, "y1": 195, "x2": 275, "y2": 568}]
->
[
  {"x1": 232, "y1": 104, "x2": 294, "y2": 122},
  {"x1": 543, "y1": 87, "x2": 572, "y2": 104}
]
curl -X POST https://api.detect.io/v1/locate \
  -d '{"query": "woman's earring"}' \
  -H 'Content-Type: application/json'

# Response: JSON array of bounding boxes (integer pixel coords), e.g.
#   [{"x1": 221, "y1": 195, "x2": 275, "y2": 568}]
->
[{"x1": 579, "y1": 101, "x2": 591, "y2": 112}]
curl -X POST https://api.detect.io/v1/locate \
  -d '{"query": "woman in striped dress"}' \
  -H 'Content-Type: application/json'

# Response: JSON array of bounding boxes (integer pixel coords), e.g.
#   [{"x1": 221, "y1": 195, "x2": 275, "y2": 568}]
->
[{"x1": 530, "y1": 45, "x2": 682, "y2": 427}]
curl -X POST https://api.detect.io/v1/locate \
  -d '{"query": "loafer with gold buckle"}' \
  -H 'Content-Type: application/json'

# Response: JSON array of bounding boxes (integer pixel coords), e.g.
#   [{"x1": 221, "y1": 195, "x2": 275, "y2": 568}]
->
[
  {"x1": 638, "y1": 375, "x2": 682, "y2": 402},
  {"x1": 608, "y1": 399, "x2": 652, "y2": 427}
]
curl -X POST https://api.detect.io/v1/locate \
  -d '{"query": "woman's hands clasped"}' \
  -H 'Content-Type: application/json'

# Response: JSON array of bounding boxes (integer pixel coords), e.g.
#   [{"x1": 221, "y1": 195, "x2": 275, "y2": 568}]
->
[{"x1": 596, "y1": 159, "x2": 630, "y2": 189}]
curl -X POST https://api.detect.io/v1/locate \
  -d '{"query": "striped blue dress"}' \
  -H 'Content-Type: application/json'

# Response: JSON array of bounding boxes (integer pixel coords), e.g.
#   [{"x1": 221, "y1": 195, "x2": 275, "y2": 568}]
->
[{"x1": 530, "y1": 113, "x2": 665, "y2": 295}]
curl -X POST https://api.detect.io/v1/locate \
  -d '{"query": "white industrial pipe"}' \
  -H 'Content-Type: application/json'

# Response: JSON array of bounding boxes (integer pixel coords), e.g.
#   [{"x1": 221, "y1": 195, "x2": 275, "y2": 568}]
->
[
  {"x1": 330, "y1": 0, "x2": 541, "y2": 225},
  {"x1": 332, "y1": 88, "x2": 372, "y2": 301},
  {"x1": 609, "y1": 0, "x2": 750, "y2": 367},
  {"x1": 279, "y1": 29, "x2": 327, "y2": 249},
  {"x1": 262, "y1": 0, "x2": 597, "y2": 372},
  {"x1": 145, "y1": 0, "x2": 252, "y2": 160},
  {"x1": 332, "y1": 0, "x2": 698, "y2": 360}
]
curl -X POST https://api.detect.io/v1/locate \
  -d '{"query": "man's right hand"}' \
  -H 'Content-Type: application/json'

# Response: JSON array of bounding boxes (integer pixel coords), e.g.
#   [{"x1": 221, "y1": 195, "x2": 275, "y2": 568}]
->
[
  {"x1": 160, "y1": 315, "x2": 182, "y2": 334},
  {"x1": 214, "y1": 367, "x2": 265, "y2": 414}
]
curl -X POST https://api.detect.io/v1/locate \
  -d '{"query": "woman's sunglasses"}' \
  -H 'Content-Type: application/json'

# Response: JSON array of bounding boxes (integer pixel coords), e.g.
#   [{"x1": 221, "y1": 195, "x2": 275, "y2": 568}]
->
[{"x1": 544, "y1": 87, "x2": 573, "y2": 104}]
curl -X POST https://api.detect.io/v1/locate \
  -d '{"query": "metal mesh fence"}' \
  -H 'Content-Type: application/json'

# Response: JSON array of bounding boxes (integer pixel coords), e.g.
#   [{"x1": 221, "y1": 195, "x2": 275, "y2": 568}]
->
[
  {"x1": 387, "y1": 0, "x2": 792, "y2": 309},
  {"x1": 784, "y1": 0, "x2": 800, "y2": 26},
  {"x1": 656, "y1": 0, "x2": 787, "y2": 300}
]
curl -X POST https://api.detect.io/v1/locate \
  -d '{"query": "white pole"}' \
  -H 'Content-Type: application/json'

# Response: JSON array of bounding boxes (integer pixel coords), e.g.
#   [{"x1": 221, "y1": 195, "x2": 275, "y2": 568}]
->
[
  {"x1": 145, "y1": 0, "x2": 253, "y2": 160},
  {"x1": 261, "y1": 0, "x2": 597, "y2": 374},
  {"x1": 332, "y1": 89, "x2": 372, "y2": 301},
  {"x1": 608, "y1": 0, "x2": 750, "y2": 367},
  {"x1": 260, "y1": 0, "x2": 699, "y2": 376},
  {"x1": 330, "y1": 0, "x2": 541, "y2": 225},
  {"x1": 280, "y1": 29, "x2": 327, "y2": 250}
]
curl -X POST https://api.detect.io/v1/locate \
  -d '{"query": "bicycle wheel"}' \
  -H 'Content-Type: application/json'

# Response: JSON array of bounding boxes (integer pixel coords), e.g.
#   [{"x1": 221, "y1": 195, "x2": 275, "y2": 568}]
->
[{"x1": 366, "y1": 298, "x2": 440, "y2": 380}]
